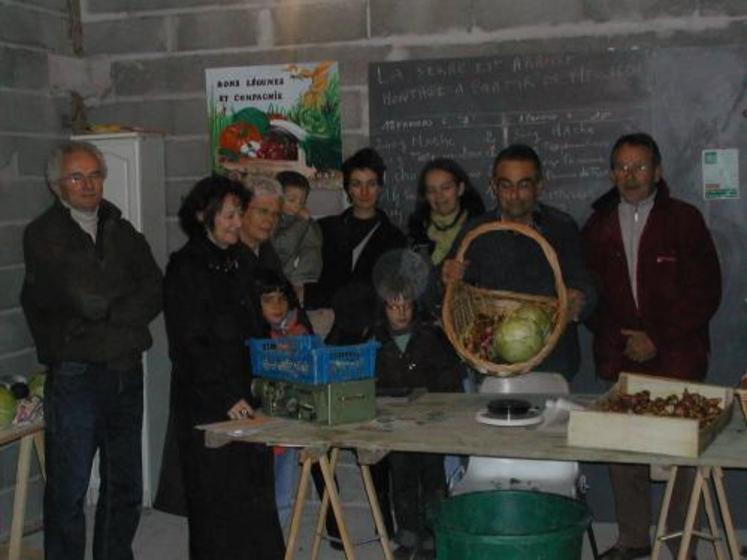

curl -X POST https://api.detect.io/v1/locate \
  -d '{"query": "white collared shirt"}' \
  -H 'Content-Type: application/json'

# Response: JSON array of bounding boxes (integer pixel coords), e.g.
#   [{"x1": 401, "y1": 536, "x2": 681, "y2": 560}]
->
[{"x1": 618, "y1": 190, "x2": 656, "y2": 307}]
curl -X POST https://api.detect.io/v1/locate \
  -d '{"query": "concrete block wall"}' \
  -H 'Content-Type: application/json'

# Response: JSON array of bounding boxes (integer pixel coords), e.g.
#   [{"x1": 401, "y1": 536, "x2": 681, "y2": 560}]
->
[
  {"x1": 74, "y1": 0, "x2": 746, "y2": 523},
  {"x1": 0, "y1": 0, "x2": 73, "y2": 539},
  {"x1": 78, "y1": 0, "x2": 747, "y2": 254}
]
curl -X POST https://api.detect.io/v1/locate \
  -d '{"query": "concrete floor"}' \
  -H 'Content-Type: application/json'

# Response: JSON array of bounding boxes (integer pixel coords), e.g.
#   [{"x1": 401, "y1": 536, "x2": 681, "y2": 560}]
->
[
  {"x1": 127, "y1": 507, "x2": 615, "y2": 560},
  {"x1": 129, "y1": 511, "x2": 734, "y2": 559},
  {"x1": 21, "y1": 449, "x2": 737, "y2": 559},
  {"x1": 23, "y1": 506, "x2": 735, "y2": 559}
]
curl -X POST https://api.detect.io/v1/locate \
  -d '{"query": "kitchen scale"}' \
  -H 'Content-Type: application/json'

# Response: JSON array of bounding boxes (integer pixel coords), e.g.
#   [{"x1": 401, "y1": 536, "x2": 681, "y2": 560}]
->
[{"x1": 475, "y1": 398, "x2": 544, "y2": 427}]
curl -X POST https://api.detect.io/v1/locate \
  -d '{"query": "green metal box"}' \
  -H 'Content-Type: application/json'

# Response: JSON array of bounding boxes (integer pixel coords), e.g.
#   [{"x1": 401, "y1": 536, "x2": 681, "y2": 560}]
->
[{"x1": 252, "y1": 378, "x2": 376, "y2": 425}]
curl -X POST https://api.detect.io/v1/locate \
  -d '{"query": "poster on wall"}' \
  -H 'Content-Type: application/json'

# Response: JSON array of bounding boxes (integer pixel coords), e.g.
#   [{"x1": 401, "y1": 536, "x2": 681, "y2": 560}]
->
[
  {"x1": 205, "y1": 62, "x2": 343, "y2": 190},
  {"x1": 702, "y1": 148, "x2": 739, "y2": 200}
]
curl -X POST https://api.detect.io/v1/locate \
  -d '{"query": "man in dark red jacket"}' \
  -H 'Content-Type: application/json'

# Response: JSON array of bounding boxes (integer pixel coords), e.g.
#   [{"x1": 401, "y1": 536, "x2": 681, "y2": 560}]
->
[{"x1": 583, "y1": 133, "x2": 721, "y2": 560}]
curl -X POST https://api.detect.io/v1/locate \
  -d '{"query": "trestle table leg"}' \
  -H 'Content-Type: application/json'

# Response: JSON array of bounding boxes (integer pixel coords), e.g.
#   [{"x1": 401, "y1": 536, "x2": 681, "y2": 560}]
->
[
  {"x1": 284, "y1": 456, "x2": 313, "y2": 560},
  {"x1": 677, "y1": 467, "x2": 705, "y2": 560},
  {"x1": 360, "y1": 464, "x2": 393, "y2": 560},
  {"x1": 32, "y1": 432, "x2": 45, "y2": 481},
  {"x1": 8, "y1": 435, "x2": 33, "y2": 560},
  {"x1": 712, "y1": 466, "x2": 741, "y2": 559},
  {"x1": 652, "y1": 465, "x2": 678, "y2": 560},
  {"x1": 310, "y1": 448, "x2": 340, "y2": 560},
  {"x1": 318, "y1": 453, "x2": 355, "y2": 559},
  {"x1": 700, "y1": 469, "x2": 726, "y2": 560}
]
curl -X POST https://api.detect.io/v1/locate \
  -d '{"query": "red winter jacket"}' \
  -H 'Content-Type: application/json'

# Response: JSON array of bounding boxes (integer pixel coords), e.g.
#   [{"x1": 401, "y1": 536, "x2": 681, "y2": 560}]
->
[{"x1": 582, "y1": 183, "x2": 721, "y2": 381}]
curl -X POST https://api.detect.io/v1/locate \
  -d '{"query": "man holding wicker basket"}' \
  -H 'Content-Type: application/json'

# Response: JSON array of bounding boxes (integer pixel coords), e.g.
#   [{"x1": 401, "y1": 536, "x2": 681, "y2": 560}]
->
[{"x1": 441, "y1": 144, "x2": 596, "y2": 379}]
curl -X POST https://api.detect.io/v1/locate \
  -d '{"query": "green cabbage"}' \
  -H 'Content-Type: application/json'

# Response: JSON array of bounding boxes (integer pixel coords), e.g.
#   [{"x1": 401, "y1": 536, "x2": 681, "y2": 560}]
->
[
  {"x1": 0, "y1": 387, "x2": 17, "y2": 429},
  {"x1": 493, "y1": 317, "x2": 545, "y2": 363},
  {"x1": 512, "y1": 304, "x2": 552, "y2": 337}
]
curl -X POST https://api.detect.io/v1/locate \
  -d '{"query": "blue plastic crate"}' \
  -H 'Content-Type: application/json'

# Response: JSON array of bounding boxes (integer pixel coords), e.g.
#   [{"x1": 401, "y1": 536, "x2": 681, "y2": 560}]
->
[{"x1": 247, "y1": 335, "x2": 379, "y2": 385}]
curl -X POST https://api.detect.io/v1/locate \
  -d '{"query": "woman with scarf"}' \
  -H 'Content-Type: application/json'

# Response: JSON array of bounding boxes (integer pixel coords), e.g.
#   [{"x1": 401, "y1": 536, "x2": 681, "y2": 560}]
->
[{"x1": 407, "y1": 158, "x2": 485, "y2": 317}]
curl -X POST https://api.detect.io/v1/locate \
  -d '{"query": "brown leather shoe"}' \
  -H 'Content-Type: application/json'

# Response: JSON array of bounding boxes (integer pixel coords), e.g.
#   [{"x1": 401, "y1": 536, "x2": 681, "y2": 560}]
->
[{"x1": 598, "y1": 544, "x2": 652, "y2": 560}]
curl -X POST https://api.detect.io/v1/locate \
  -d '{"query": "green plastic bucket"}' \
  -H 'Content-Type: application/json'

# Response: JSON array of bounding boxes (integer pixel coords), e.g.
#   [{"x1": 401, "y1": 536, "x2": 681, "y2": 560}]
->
[{"x1": 435, "y1": 490, "x2": 590, "y2": 560}]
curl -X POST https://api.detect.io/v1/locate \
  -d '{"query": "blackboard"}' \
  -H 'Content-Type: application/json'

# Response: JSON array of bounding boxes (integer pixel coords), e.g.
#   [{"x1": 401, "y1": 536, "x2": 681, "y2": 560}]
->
[
  {"x1": 370, "y1": 45, "x2": 746, "y2": 221},
  {"x1": 370, "y1": 50, "x2": 655, "y2": 226},
  {"x1": 369, "y1": 45, "x2": 747, "y2": 523}
]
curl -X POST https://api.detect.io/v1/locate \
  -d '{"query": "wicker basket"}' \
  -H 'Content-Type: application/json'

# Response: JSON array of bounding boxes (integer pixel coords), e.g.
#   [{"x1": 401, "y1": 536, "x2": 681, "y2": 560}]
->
[{"x1": 442, "y1": 221, "x2": 569, "y2": 376}]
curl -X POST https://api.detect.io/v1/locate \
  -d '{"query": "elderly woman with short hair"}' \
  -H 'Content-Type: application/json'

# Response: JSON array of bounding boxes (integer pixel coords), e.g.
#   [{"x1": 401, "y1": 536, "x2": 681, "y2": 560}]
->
[{"x1": 238, "y1": 175, "x2": 285, "y2": 276}]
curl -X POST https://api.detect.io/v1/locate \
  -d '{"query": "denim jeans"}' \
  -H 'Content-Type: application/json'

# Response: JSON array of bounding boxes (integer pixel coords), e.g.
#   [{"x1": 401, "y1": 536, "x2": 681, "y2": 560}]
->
[
  {"x1": 44, "y1": 361, "x2": 144, "y2": 560},
  {"x1": 273, "y1": 447, "x2": 300, "y2": 529}
]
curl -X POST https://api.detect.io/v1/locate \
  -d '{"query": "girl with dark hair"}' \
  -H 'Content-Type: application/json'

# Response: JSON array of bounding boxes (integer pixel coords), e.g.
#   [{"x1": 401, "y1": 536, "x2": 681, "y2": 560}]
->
[
  {"x1": 160, "y1": 175, "x2": 285, "y2": 559},
  {"x1": 408, "y1": 158, "x2": 485, "y2": 266},
  {"x1": 252, "y1": 268, "x2": 342, "y2": 547},
  {"x1": 253, "y1": 268, "x2": 311, "y2": 530},
  {"x1": 253, "y1": 268, "x2": 311, "y2": 339}
]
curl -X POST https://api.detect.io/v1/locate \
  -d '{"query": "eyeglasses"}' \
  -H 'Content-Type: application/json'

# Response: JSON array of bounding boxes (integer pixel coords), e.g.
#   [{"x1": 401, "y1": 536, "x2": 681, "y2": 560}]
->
[
  {"x1": 612, "y1": 162, "x2": 651, "y2": 175},
  {"x1": 489, "y1": 178, "x2": 537, "y2": 192},
  {"x1": 59, "y1": 171, "x2": 105, "y2": 186},
  {"x1": 385, "y1": 301, "x2": 413, "y2": 312},
  {"x1": 249, "y1": 205, "x2": 281, "y2": 220}
]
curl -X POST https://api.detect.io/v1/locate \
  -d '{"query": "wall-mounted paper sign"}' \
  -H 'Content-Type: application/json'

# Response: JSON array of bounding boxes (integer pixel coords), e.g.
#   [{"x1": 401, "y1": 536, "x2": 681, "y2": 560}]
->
[
  {"x1": 702, "y1": 148, "x2": 739, "y2": 200},
  {"x1": 205, "y1": 62, "x2": 342, "y2": 190}
]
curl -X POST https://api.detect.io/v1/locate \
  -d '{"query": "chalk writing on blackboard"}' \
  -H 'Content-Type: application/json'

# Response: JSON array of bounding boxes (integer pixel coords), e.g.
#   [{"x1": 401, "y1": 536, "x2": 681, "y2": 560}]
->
[{"x1": 370, "y1": 51, "x2": 652, "y2": 226}]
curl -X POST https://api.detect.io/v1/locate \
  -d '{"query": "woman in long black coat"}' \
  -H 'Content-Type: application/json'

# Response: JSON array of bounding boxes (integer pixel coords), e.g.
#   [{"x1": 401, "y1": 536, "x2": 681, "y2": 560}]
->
[{"x1": 162, "y1": 175, "x2": 284, "y2": 560}]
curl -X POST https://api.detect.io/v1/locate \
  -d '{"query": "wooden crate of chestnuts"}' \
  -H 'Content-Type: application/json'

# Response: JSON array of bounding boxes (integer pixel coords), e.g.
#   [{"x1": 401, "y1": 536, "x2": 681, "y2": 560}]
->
[{"x1": 568, "y1": 372, "x2": 734, "y2": 458}]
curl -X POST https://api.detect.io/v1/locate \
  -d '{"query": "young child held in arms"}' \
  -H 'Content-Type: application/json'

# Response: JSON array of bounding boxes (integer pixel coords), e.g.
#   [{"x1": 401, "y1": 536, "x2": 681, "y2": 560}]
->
[
  {"x1": 272, "y1": 171, "x2": 322, "y2": 305},
  {"x1": 374, "y1": 279, "x2": 463, "y2": 560}
]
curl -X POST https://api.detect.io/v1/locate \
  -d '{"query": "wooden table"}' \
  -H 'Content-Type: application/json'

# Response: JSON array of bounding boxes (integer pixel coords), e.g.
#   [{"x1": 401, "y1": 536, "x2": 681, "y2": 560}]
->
[
  {"x1": 0, "y1": 421, "x2": 45, "y2": 560},
  {"x1": 202, "y1": 393, "x2": 747, "y2": 560}
]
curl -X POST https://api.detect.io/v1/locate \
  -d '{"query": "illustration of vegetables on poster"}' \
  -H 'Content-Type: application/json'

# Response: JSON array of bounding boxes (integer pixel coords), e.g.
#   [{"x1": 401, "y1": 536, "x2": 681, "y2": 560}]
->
[{"x1": 205, "y1": 61, "x2": 343, "y2": 197}]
